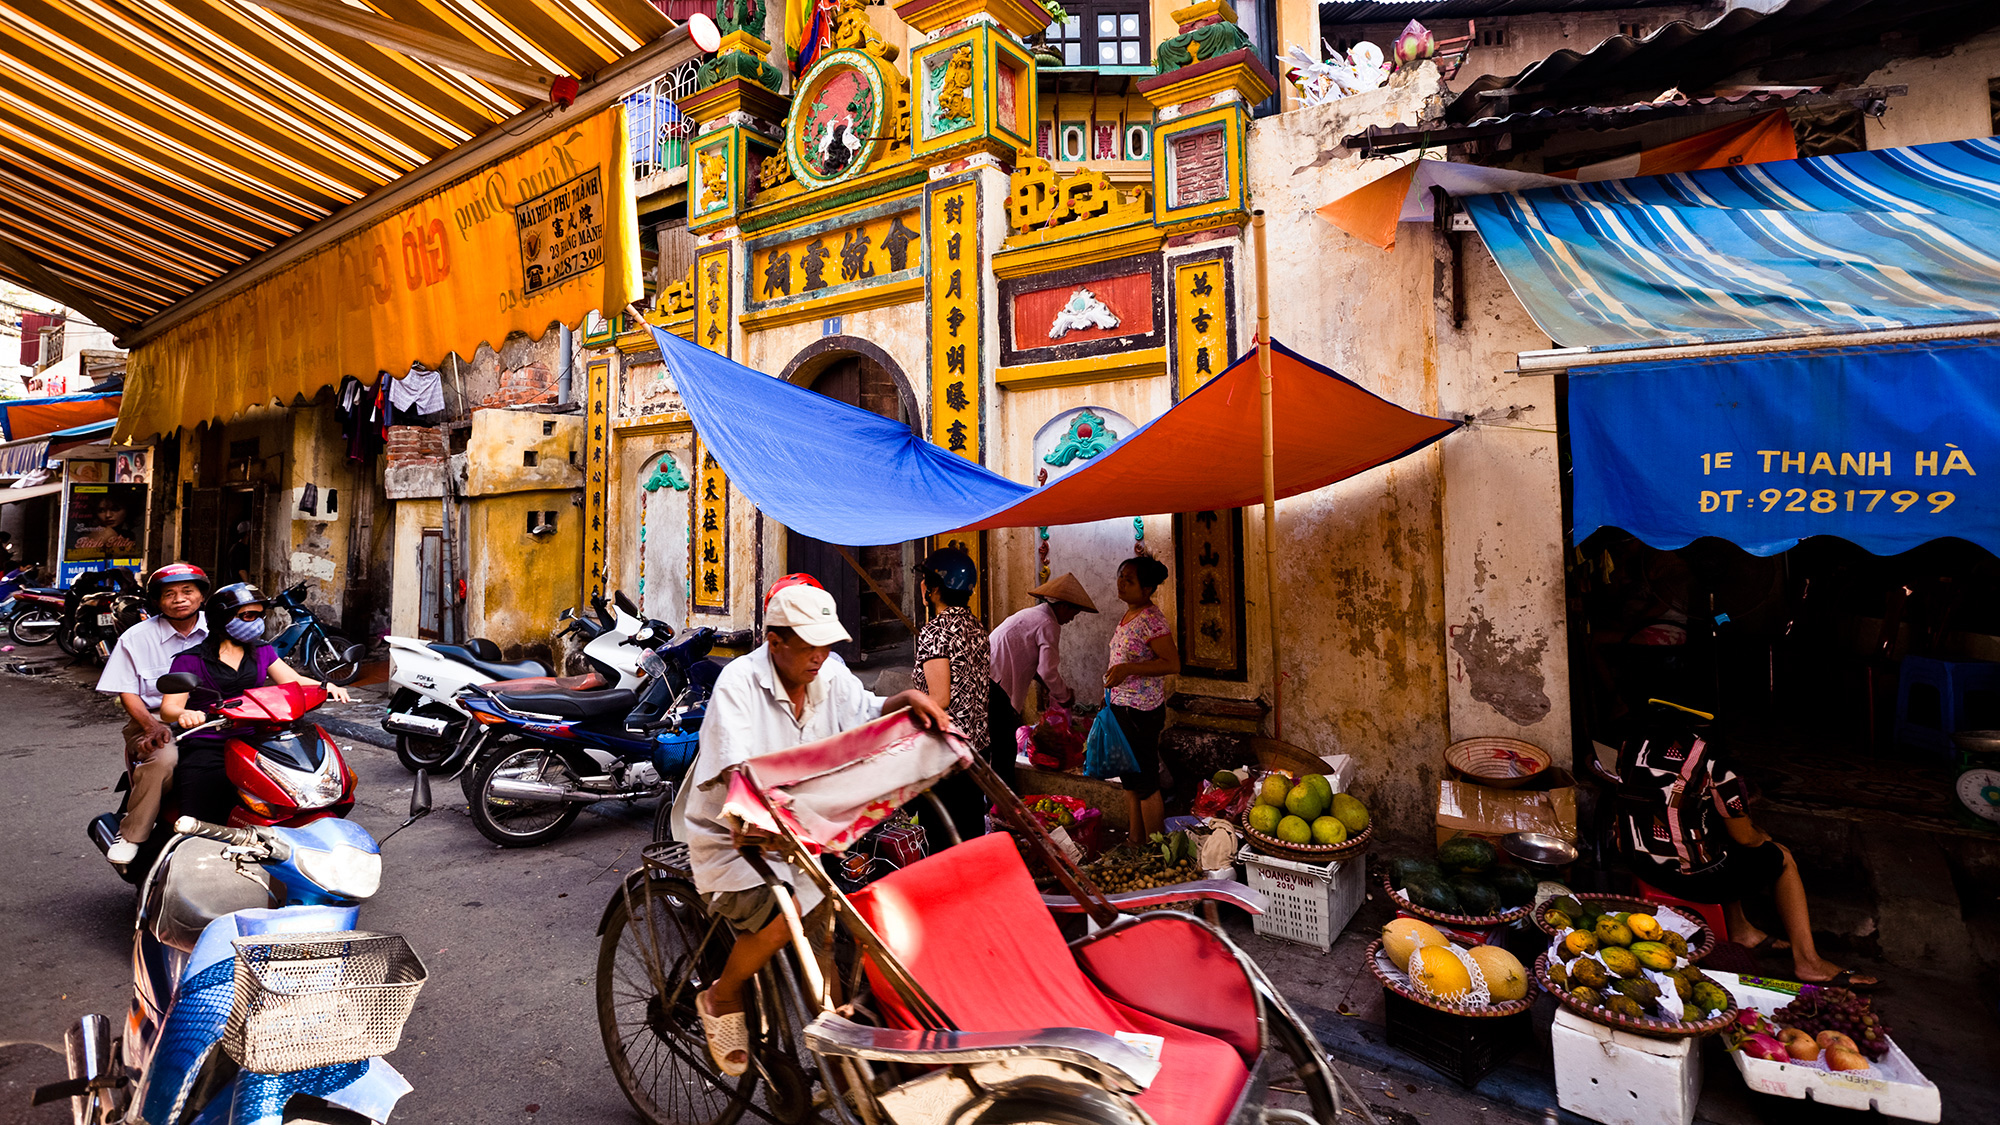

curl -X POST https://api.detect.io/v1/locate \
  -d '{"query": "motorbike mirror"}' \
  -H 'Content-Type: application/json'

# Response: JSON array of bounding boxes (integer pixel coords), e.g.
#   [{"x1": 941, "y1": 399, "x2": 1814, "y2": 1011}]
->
[
  {"x1": 411, "y1": 770, "x2": 433, "y2": 817},
  {"x1": 341, "y1": 644, "x2": 366, "y2": 664},
  {"x1": 156, "y1": 672, "x2": 200, "y2": 695},
  {"x1": 613, "y1": 590, "x2": 639, "y2": 618}
]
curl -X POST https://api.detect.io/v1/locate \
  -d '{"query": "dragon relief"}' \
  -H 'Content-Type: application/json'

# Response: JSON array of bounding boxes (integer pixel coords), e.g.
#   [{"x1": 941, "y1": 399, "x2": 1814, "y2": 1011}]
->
[
  {"x1": 932, "y1": 45, "x2": 974, "y2": 129},
  {"x1": 832, "y1": 0, "x2": 897, "y2": 62},
  {"x1": 697, "y1": 146, "x2": 730, "y2": 211}
]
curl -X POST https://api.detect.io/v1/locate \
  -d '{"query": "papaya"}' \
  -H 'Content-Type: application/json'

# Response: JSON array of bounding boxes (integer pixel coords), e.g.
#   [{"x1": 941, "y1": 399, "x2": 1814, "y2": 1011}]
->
[
  {"x1": 1630, "y1": 941, "x2": 1677, "y2": 971},
  {"x1": 1436, "y1": 835, "x2": 1498, "y2": 873}
]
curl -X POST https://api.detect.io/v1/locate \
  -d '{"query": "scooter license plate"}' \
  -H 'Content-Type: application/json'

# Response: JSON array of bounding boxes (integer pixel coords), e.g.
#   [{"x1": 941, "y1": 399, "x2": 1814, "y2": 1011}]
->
[{"x1": 96, "y1": 613, "x2": 116, "y2": 627}]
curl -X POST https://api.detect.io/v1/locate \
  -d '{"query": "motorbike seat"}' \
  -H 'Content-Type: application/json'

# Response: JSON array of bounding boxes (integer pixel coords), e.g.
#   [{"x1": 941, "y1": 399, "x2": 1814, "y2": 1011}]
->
[
  {"x1": 484, "y1": 671, "x2": 607, "y2": 693},
  {"x1": 427, "y1": 642, "x2": 549, "y2": 682},
  {"x1": 491, "y1": 686, "x2": 637, "y2": 720}
]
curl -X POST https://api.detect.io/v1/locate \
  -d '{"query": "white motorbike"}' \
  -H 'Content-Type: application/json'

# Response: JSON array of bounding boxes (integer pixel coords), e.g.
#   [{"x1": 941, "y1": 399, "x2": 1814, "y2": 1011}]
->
[{"x1": 380, "y1": 591, "x2": 651, "y2": 773}]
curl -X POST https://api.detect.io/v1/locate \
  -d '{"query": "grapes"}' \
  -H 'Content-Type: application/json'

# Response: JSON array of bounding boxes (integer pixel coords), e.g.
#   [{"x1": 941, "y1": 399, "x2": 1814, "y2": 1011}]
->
[{"x1": 1774, "y1": 987, "x2": 1892, "y2": 1060}]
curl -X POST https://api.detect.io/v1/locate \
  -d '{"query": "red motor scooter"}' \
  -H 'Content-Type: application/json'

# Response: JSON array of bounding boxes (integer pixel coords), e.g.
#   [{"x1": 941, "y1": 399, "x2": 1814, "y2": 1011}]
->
[{"x1": 88, "y1": 677, "x2": 358, "y2": 884}]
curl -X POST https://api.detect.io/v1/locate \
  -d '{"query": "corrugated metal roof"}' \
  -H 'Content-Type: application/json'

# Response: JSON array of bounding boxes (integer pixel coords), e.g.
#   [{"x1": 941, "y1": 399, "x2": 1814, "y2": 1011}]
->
[
  {"x1": 0, "y1": 0, "x2": 678, "y2": 335},
  {"x1": 1443, "y1": 0, "x2": 2000, "y2": 123},
  {"x1": 1321, "y1": 0, "x2": 1699, "y2": 23}
]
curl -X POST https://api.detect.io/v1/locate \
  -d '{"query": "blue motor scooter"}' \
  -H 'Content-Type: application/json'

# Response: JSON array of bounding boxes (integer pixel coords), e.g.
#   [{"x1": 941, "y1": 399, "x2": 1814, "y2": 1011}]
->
[
  {"x1": 268, "y1": 581, "x2": 367, "y2": 687},
  {"x1": 37, "y1": 721, "x2": 435, "y2": 1125},
  {"x1": 457, "y1": 622, "x2": 717, "y2": 847}
]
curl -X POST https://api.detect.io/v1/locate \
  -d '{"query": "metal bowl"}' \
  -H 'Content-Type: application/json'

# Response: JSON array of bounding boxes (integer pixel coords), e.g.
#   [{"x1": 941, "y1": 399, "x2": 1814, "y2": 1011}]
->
[
  {"x1": 1501, "y1": 831, "x2": 1578, "y2": 869},
  {"x1": 1951, "y1": 730, "x2": 2000, "y2": 755}
]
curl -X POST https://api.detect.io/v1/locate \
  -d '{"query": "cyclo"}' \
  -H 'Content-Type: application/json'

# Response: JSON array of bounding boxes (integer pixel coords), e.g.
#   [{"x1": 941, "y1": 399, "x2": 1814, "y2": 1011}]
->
[{"x1": 594, "y1": 711, "x2": 1343, "y2": 1125}]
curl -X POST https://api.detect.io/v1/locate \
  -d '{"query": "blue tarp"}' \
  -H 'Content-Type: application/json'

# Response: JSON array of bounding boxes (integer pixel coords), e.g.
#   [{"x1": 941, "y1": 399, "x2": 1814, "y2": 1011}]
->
[
  {"x1": 1466, "y1": 136, "x2": 2000, "y2": 349},
  {"x1": 1569, "y1": 338, "x2": 2000, "y2": 556}
]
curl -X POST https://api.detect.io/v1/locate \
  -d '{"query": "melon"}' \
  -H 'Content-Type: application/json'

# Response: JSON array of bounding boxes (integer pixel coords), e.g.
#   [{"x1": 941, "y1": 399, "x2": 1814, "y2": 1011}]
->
[
  {"x1": 1410, "y1": 945, "x2": 1474, "y2": 1001},
  {"x1": 1381, "y1": 918, "x2": 1447, "y2": 971},
  {"x1": 1466, "y1": 945, "x2": 1528, "y2": 1002}
]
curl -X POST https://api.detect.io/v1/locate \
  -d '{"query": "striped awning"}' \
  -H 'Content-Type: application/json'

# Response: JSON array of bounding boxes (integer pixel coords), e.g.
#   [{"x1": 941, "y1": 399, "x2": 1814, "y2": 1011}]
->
[
  {"x1": 1465, "y1": 136, "x2": 2000, "y2": 349},
  {"x1": 0, "y1": 0, "x2": 679, "y2": 338}
]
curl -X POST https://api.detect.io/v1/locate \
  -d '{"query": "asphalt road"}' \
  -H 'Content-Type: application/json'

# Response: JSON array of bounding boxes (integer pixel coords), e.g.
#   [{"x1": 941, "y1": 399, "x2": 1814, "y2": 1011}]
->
[{"x1": 0, "y1": 668, "x2": 658, "y2": 1125}]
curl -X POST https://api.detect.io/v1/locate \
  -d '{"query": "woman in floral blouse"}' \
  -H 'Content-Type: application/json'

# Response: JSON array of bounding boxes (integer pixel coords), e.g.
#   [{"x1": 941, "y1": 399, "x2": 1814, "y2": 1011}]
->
[
  {"x1": 913, "y1": 547, "x2": 991, "y2": 844},
  {"x1": 1105, "y1": 555, "x2": 1180, "y2": 845}
]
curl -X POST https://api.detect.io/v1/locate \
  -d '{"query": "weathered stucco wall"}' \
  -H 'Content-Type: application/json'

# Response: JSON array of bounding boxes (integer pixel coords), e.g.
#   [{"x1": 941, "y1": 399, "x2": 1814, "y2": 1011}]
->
[
  {"x1": 1861, "y1": 31, "x2": 2000, "y2": 150},
  {"x1": 463, "y1": 489, "x2": 581, "y2": 661},
  {"x1": 390, "y1": 499, "x2": 442, "y2": 640}
]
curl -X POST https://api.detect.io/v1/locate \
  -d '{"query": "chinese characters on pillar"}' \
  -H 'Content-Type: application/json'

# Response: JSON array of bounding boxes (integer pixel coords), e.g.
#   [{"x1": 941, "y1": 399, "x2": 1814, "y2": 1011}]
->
[
  {"x1": 582, "y1": 358, "x2": 613, "y2": 599},
  {"x1": 927, "y1": 178, "x2": 980, "y2": 462},
  {"x1": 1173, "y1": 253, "x2": 1234, "y2": 401},
  {"x1": 693, "y1": 244, "x2": 732, "y2": 613},
  {"x1": 1174, "y1": 508, "x2": 1246, "y2": 678}
]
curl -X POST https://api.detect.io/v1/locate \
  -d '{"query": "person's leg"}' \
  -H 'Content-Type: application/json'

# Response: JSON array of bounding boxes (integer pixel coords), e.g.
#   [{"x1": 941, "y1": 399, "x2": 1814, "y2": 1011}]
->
[
  {"x1": 708, "y1": 913, "x2": 792, "y2": 1017},
  {"x1": 118, "y1": 720, "x2": 177, "y2": 843},
  {"x1": 1114, "y1": 704, "x2": 1165, "y2": 844},
  {"x1": 1725, "y1": 900, "x2": 1765, "y2": 949},
  {"x1": 1139, "y1": 792, "x2": 1165, "y2": 840},
  {"x1": 1765, "y1": 842, "x2": 1854, "y2": 981},
  {"x1": 986, "y1": 682, "x2": 1019, "y2": 792}
]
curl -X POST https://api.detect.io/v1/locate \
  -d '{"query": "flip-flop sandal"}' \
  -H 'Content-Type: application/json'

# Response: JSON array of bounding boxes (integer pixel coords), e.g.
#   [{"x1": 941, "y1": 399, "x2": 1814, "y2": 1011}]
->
[
  {"x1": 697, "y1": 989, "x2": 750, "y2": 1077},
  {"x1": 1805, "y1": 969, "x2": 1881, "y2": 992}
]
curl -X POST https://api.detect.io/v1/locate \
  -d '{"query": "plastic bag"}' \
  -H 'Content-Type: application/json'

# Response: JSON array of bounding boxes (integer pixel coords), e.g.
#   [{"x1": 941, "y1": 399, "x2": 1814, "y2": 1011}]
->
[
  {"x1": 1082, "y1": 707, "x2": 1139, "y2": 780},
  {"x1": 1191, "y1": 779, "x2": 1249, "y2": 819},
  {"x1": 1028, "y1": 705, "x2": 1086, "y2": 771}
]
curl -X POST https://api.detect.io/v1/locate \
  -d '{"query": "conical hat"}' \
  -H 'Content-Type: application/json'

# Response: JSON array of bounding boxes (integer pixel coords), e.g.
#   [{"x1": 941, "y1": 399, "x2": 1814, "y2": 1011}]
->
[{"x1": 1028, "y1": 572, "x2": 1098, "y2": 613}]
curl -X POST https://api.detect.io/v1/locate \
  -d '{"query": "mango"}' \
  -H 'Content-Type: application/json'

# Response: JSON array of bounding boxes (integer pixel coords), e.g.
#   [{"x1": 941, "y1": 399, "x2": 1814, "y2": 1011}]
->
[
  {"x1": 1381, "y1": 918, "x2": 1447, "y2": 971},
  {"x1": 1330, "y1": 792, "x2": 1370, "y2": 834},
  {"x1": 1569, "y1": 986, "x2": 1604, "y2": 1008},
  {"x1": 1546, "y1": 960, "x2": 1569, "y2": 989},
  {"x1": 1630, "y1": 941, "x2": 1676, "y2": 971},
  {"x1": 1661, "y1": 931, "x2": 1689, "y2": 959},
  {"x1": 1692, "y1": 982, "x2": 1731, "y2": 1014},
  {"x1": 1563, "y1": 930, "x2": 1599, "y2": 957},
  {"x1": 1607, "y1": 995, "x2": 1646, "y2": 1020},
  {"x1": 1594, "y1": 917, "x2": 1635, "y2": 948},
  {"x1": 1626, "y1": 913, "x2": 1664, "y2": 942},
  {"x1": 1467, "y1": 945, "x2": 1528, "y2": 1003},
  {"x1": 1612, "y1": 978, "x2": 1660, "y2": 1005},
  {"x1": 1410, "y1": 946, "x2": 1474, "y2": 1001},
  {"x1": 1567, "y1": 958, "x2": 1607, "y2": 990},
  {"x1": 1550, "y1": 895, "x2": 1584, "y2": 919},
  {"x1": 1543, "y1": 909, "x2": 1573, "y2": 931},
  {"x1": 1599, "y1": 947, "x2": 1641, "y2": 979}
]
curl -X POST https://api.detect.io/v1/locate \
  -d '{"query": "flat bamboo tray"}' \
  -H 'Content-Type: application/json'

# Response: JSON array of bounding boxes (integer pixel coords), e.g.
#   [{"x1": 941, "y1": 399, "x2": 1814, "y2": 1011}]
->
[
  {"x1": 1238, "y1": 812, "x2": 1371, "y2": 864},
  {"x1": 1380, "y1": 875, "x2": 1532, "y2": 927},
  {"x1": 1367, "y1": 939, "x2": 1534, "y2": 1018},
  {"x1": 1533, "y1": 893, "x2": 1716, "y2": 963},
  {"x1": 1534, "y1": 952, "x2": 1737, "y2": 1039}
]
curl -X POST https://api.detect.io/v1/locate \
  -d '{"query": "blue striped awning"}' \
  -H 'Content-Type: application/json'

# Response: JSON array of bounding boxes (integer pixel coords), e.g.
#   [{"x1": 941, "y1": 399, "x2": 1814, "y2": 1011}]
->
[{"x1": 1464, "y1": 136, "x2": 2000, "y2": 349}]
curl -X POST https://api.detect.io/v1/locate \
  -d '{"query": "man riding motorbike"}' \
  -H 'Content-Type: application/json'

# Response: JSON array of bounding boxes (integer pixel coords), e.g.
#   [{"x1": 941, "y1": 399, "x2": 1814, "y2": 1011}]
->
[
  {"x1": 94, "y1": 562, "x2": 210, "y2": 866},
  {"x1": 158, "y1": 582, "x2": 352, "y2": 824},
  {"x1": 669, "y1": 578, "x2": 948, "y2": 1078}
]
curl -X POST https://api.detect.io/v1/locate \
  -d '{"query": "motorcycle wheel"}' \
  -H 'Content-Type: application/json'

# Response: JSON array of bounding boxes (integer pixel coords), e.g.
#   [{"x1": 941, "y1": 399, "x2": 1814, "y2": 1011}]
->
[
  {"x1": 396, "y1": 732, "x2": 458, "y2": 773},
  {"x1": 469, "y1": 746, "x2": 585, "y2": 847},
  {"x1": 56, "y1": 618, "x2": 84, "y2": 656},
  {"x1": 597, "y1": 875, "x2": 752, "y2": 1125},
  {"x1": 308, "y1": 632, "x2": 365, "y2": 686},
  {"x1": 7, "y1": 608, "x2": 59, "y2": 645},
  {"x1": 651, "y1": 788, "x2": 677, "y2": 844}
]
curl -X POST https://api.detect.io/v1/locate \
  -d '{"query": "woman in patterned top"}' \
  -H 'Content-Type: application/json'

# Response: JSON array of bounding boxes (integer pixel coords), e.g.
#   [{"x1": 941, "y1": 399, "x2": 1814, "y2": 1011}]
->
[
  {"x1": 913, "y1": 547, "x2": 992, "y2": 844},
  {"x1": 1105, "y1": 555, "x2": 1179, "y2": 845}
]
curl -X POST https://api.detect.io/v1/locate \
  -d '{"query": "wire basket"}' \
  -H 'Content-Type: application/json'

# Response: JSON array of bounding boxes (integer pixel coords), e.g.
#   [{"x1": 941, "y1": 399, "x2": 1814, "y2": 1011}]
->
[{"x1": 223, "y1": 932, "x2": 427, "y2": 1073}]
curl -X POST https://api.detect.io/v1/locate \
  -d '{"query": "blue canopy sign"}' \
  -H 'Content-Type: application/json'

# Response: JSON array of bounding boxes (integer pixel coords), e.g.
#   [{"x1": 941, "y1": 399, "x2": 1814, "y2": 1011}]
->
[{"x1": 1569, "y1": 339, "x2": 1999, "y2": 557}]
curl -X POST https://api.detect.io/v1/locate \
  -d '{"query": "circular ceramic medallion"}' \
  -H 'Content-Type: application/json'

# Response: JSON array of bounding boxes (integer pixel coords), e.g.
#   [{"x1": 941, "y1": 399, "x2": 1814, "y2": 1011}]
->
[{"x1": 786, "y1": 49, "x2": 894, "y2": 191}]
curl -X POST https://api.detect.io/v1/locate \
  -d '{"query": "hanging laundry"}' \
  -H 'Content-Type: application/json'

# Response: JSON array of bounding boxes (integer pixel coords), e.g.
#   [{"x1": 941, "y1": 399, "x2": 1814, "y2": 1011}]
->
[
  {"x1": 391, "y1": 363, "x2": 447, "y2": 417},
  {"x1": 298, "y1": 482, "x2": 319, "y2": 516}
]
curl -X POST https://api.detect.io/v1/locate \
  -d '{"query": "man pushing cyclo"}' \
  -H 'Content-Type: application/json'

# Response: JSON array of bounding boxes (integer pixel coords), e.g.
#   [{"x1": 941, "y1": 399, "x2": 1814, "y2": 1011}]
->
[{"x1": 668, "y1": 574, "x2": 948, "y2": 1077}]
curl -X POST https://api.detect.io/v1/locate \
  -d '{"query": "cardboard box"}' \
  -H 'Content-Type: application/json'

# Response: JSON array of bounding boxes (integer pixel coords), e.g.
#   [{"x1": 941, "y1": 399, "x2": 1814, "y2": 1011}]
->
[
  {"x1": 1435, "y1": 776, "x2": 1577, "y2": 847},
  {"x1": 1552, "y1": 1007, "x2": 1701, "y2": 1125}
]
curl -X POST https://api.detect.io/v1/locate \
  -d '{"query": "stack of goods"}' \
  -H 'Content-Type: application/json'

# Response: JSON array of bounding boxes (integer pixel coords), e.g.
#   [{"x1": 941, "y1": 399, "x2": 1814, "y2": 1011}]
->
[
  {"x1": 1539, "y1": 899, "x2": 1735, "y2": 1034},
  {"x1": 1383, "y1": 836, "x2": 1539, "y2": 923},
  {"x1": 1730, "y1": 989, "x2": 1890, "y2": 1071},
  {"x1": 1239, "y1": 770, "x2": 1371, "y2": 858},
  {"x1": 1370, "y1": 917, "x2": 1532, "y2": 1013}
]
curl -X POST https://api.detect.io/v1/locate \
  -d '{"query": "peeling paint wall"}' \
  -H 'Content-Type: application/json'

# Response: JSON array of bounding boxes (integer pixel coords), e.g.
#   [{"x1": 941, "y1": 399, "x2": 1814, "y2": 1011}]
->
[{"x1": 461, "y1": 410, "x2": 586, "y2": 656}]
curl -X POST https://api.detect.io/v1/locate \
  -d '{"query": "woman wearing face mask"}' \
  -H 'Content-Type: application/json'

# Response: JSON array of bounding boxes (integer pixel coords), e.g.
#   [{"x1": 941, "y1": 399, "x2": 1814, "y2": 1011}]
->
[{"x1": 158, "y1": 583, "x2": 352, "y2": 824}]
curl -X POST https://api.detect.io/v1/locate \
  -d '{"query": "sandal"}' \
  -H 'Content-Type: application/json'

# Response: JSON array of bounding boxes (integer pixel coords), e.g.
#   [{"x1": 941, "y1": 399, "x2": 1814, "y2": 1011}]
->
[
  {"x1": 1801, "y1": 969, "x2": 1881, "y2": 991},
  {"x1": 697, "y1": 989, "x2": 750, "y2": 1077}
]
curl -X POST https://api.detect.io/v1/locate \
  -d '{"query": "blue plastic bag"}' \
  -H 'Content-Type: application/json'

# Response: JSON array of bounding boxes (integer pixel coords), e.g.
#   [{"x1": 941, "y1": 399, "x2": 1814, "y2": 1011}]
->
[{"x1": 1082, "y1": 707, "x2": 1139, "y2": 781}]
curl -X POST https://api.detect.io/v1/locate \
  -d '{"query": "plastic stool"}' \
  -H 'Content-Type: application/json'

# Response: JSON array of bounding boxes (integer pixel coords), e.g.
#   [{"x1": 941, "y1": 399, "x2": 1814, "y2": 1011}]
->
[
  {"x1": 1895, "y1": 657, "x2": 2000, "y2": 757},
  {"x1": 1632, "y1": 877, "x2": 1730, "y2": 945}
]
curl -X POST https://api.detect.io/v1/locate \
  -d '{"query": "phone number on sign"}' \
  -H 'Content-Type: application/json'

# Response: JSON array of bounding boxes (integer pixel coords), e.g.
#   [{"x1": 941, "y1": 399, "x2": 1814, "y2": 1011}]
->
[{"x1": 1698, "y1": 488, "x2": 1957, "y2": 514}]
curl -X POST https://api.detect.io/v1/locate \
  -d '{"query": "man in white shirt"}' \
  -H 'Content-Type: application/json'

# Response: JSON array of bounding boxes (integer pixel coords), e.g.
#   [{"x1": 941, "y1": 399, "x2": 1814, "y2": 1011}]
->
[
  {"x1": 986, "y1": 572, "x2": 1097, "y2": 784},
  {"x1": 671, "y1": 578, "x2": 946, "y2": 1077},
  {"x1": 95, "y1": 563, "x2": 211, "y2": 863}
]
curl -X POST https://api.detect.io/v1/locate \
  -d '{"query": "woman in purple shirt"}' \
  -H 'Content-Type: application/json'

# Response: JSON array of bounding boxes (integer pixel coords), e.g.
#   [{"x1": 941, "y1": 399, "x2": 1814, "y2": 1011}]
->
[{"x1": 158, "y1": 583, "x2": 350, "y2": 822}]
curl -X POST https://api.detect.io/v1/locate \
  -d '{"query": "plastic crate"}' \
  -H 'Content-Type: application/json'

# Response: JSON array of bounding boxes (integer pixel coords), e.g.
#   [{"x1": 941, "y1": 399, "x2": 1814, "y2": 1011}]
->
[
  {"x1": 1237, "y1": 846, "x2": 1365, "y2": 951},
  {"x1": 1382, "y1": 988, "x2": 1529, "y2": 1088}
]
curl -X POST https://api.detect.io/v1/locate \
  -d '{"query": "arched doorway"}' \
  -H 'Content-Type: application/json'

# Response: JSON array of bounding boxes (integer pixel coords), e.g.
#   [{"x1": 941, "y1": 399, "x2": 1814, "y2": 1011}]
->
[{"x1": 781, "y1": 342, "x2": 922, "y2": 664}]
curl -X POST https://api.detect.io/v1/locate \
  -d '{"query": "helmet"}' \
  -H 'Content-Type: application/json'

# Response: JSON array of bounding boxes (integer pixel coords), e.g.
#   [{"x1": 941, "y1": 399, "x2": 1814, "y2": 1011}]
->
[
  {"x1": 204, "y1": 582, "x2": 269, "y2": 639},
  {"x1": 147, "y1": 562, "x2": 211, "y2": 610},
  {"x1": 914, "y1": 547, "x2": 977, "y2": 593},
  {"x1": 763, "y1": 572, "x2": 826, "y2": 612}
]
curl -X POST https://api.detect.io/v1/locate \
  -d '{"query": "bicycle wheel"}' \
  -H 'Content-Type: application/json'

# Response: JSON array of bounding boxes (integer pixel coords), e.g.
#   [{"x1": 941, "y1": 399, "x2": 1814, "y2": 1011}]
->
[
  {"x1": 308, "y1": 632, "x2": 364, "y2": 686},
  {"x1": 596, "y1": 875, "x2": 753, "y2": 1125},
  {"x1": 7, "y1": 608, "x2": 59, "y2": 645},
  {"x1": 468, "y1": 746, "x2": 584, "y2": 847}
]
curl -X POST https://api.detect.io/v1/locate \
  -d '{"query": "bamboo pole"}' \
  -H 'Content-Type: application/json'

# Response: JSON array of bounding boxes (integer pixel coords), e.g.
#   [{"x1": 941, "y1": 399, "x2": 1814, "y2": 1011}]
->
[{"x1": 1253, "y1": 211, "x2": 1281, "y2": 741}]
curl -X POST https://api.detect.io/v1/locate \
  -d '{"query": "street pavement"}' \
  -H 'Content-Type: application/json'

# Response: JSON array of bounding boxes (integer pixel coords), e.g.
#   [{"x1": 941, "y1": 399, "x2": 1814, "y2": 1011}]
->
[{"x1": 0, "y1": 664, "x2": 1545, "y2": 1125}]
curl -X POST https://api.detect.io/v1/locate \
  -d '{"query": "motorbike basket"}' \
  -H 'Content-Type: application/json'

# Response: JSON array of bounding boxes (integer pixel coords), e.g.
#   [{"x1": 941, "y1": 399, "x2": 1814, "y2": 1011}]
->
[{"x1": 222, "y1": 932, "x2": 427, "y2": 1073}]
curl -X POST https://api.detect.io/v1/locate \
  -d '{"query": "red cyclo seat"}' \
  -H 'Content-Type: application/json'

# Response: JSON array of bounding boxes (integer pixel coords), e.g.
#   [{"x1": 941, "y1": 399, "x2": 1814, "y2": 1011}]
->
[{"x1": 848, "y1": 834, "x2": 1250, "y2": 1125}]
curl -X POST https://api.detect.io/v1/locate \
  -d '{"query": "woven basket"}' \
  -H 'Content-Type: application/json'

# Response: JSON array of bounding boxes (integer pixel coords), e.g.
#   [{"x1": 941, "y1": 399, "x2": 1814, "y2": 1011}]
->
[
  {"x1": 1445, "y1": 738, "x2": 1553, "y2": 789},
  {"x1": 1533, "y1": 952, "x2": 1737, "y2": 1039},
  {"x1": 1367, "y1": 939, "x2": 1533, "y2": 1018},
  {"x1": 1532, "y1": 893, "x2": 1716, "y2": 963},
  {"x1": 1380, "y1": 875, "x2": 1532, "y2": 927},
  {"x1": 1238, "y1": 811, "x2": 1371, "y2": 863}
]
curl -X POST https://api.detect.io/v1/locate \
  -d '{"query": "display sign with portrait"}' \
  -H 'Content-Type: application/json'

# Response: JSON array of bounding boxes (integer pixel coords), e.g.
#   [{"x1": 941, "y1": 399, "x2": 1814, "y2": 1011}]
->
[{"x1": 66, "y1": 482, "x2": 146, "y2": 562}]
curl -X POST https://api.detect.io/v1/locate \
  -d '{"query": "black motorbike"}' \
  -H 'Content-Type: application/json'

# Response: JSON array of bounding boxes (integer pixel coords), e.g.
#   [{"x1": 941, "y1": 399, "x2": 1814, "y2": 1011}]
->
[{"x1": 49, "y1": 568, "x2": 146, "y2": 664}]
